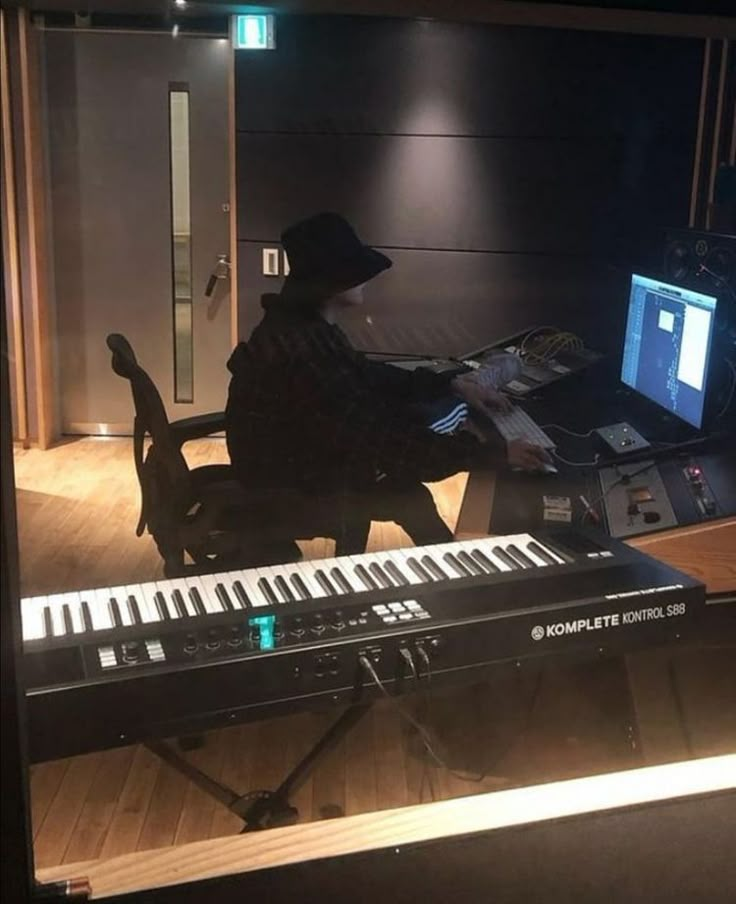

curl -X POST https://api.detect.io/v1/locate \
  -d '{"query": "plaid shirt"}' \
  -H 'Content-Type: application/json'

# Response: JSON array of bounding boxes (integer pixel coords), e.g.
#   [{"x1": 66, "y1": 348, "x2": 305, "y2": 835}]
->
[{"x1": 225, "y1": 294, "x2": 505, "y2": 492}]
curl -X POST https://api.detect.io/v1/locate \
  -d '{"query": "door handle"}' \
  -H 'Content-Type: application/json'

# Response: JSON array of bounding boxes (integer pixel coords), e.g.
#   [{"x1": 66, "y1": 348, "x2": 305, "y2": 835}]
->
[{"x1": 205, "y1": 254, "x2": 230, "y2": 297}]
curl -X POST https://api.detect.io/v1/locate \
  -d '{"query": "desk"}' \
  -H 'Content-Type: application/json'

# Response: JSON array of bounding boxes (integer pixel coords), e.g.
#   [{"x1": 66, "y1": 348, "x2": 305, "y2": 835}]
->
[
  {"x1": 455, "y1": 467, "x2": 736, "y2": 594},
  {"x1": 456, "y1": 466, "x2": 736, "y2": 762}
]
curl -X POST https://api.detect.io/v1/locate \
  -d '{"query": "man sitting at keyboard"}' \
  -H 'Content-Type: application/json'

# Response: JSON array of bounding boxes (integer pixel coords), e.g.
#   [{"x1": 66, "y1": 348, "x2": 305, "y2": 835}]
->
[{"x1": 226, "y1": 213, "x2": 550, "y2": 549}]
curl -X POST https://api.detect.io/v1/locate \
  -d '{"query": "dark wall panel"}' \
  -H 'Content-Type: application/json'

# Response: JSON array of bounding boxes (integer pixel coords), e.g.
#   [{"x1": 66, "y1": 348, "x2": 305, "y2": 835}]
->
[
  {"x1": 235, "y1": 17, "x2": 702, "y2": 139},
  {"x1": 237, "y1": 133, "x2": 691, "y2": 257},
  {"x1": 238, "y1": 242, "x2": 630, "y2": 357},
  {"x1": 235, "y1": 15, "x2": 703, "y2": 347}
]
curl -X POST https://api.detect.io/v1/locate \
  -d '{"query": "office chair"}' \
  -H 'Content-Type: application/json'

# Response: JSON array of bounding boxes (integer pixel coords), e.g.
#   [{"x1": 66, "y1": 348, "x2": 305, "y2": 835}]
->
[{"x1": 106, "y1": 333, "x2": 370, "y2": 577}]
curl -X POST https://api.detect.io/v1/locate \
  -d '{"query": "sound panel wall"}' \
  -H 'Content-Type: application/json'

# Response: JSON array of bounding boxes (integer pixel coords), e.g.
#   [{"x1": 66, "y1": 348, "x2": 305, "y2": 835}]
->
[{"x1": 235, "y1": 16, "x2": 703, "y2": 355}]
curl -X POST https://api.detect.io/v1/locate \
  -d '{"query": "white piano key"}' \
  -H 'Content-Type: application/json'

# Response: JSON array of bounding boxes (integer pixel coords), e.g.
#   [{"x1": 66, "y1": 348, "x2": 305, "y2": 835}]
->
[
  {"x1": 309, "y1": 557, "x2": 349, "y2": 594},
  {"x1": 389, "y1": 550, "x2": 428, "y2": 585},
  {"x1": 290, "y1": 560, "x2": 329, "y2": 599},
  {"x1": 138, "y1": 582, "x2": 164, "y2": 623},
  {"x1": 91, "y1": 589, "x2": 115, "y2": 630},
  {"x1": 166, "y1": 577, "x2": 198, "y2": 617},
  {"x1": 473, "y1": 538, "x2": 515, "y2": 572},
  {"x1": 513, "y1": 538, "x2": 551, "y2": 568},
  {"x1": 526, "y1": 537, "x2": 567, "y2": 565},
  {"x1": 109, "y1": 586, "x2": 134, "y2": 626},
  {"x1": 206, "y1": 573, "x2": 242, "y2": 610},
  {"x1": 61, "y1": 591, "x2": 85, "y2": 634},
  {"x1": 21, "y1": 596, "x2": 46, "y2": 641},
  {"x1": 231, "y1": 569, "x2": 270, "y2": 608},
  {"x1": 76, "y1": 588, "x2": 99, "y2": 630},
  {"x1": 254, "y1": 566, "x2": 291, "y2": 604},
  {"x1": 186, "y1": 576, "x2": 222, "y2": 614},
  {"x1": 124, "y1": 585, "x2": 149, "y2": 624},
  {"x1": 155, "y1": 581, "x2": 183, "y2": 620},
  {"x1": 46, "y1": 594, "x2": 69, "y2": 637}
]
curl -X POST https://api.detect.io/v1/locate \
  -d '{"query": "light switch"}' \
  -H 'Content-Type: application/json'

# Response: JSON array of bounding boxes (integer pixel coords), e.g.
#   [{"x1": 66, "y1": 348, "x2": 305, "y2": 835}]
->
[
  {"x1": 262, "y1": 248, "x2": 280, "y2": 276},
  {"x1": 283, "y1": 250, "x2": 290, "y2": 275}
]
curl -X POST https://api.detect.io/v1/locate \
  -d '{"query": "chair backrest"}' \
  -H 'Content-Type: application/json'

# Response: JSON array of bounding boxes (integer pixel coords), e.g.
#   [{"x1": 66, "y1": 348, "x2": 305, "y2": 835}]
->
[{"x1": 106, "y1": 334, "x2": 193, "y2": 546}]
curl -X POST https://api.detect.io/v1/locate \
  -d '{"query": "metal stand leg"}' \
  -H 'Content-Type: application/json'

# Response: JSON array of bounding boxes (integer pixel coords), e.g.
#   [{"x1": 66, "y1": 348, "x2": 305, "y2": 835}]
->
[{"x1": 145, "y1": 702, "x2": 373, "y2": 833}]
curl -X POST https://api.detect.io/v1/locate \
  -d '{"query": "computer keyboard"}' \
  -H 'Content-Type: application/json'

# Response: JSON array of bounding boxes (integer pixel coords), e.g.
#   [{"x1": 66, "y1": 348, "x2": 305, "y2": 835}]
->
[{"x1": 487, "y1": 406, "x2": 556, "y2": 449}]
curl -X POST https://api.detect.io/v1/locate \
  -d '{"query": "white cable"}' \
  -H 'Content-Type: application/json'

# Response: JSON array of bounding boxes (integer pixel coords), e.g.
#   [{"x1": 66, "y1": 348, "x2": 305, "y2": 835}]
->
[
  {"x1": 541, "y1": 423, "x2": 596, "y2": 439},
  {"x1": 552, "y1": 449, "x2": 600, "y2": 468}
]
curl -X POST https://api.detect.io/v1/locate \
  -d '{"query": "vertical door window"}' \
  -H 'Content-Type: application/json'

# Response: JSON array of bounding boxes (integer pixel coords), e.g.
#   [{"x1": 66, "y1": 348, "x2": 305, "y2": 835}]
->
[{"x1": 169, "y1": 85, "x2": 193, "y2": 402}]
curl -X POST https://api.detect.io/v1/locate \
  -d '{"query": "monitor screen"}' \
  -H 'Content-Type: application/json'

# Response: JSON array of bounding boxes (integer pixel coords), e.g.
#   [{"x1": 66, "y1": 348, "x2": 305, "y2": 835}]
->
[{"x1": 621, "y1": 274, "x2": 718, "y2": 429}]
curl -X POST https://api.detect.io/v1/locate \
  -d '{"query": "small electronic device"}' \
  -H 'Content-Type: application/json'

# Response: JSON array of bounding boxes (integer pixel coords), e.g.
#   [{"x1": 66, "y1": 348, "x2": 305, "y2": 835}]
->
[
  {"x1": 595, "y1": 421, "x2": 651, "y2": 455},
  {"x1": 620, "y1": 274, "x2": 718, "y2": 430}
]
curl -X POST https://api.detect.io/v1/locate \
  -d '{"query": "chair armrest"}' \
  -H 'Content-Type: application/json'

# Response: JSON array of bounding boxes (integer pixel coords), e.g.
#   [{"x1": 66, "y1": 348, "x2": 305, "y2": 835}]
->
[{"x1": 169, "y1": 411, "x2": 226, "y2": 445}]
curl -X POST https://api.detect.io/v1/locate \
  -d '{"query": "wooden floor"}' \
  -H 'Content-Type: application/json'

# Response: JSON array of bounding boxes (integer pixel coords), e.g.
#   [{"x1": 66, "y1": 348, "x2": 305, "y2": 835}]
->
[{"x1": 12, "y1": 438, "x2": 736, "y2": 872}]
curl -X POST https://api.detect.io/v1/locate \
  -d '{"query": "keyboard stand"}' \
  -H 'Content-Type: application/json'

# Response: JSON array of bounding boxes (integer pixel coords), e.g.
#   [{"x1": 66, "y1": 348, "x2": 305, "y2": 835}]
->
[{"x1": 145, "y1": 699, "x2": 372, "y2": 833}]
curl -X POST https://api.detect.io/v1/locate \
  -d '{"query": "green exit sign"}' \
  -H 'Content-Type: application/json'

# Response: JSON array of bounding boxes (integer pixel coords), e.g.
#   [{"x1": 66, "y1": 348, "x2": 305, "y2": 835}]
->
[{"x1": 233, "y1": 14, "x2": 275, "y2": 50}]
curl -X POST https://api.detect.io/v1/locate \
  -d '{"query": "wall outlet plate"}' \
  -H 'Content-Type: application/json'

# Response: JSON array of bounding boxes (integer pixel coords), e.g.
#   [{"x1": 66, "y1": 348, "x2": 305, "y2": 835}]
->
[
  {"x1": 262, "y1": 248, "x2": 280, "y2": 276},
  {"x1": 595, "y1": 421, "x2": 651, "y2": 454}
]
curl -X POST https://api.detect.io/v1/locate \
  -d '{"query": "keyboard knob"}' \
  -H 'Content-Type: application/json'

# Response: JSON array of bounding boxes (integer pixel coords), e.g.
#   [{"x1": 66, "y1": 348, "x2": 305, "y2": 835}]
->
[
  {"x1": 122, "y1": 641, "x2": 139, "y2": 663},
  {"x1": 227, "y1": 627, "x2": 243, "y2": 648},
  {"x1": 183, "y1": 635, "x2": 198, "y2": 655}
]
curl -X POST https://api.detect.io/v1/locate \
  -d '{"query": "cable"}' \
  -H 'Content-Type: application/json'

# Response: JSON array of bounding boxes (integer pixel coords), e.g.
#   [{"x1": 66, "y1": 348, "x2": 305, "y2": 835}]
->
[
  {"x1": 541, "y1": 423, "x2": 597, "y2": 439},
  {"x1": 580, "y1": 460, "x2": 657, "y2": 524},
  {"x1": 414, "y1": 645, "x2": 438, "y2": 803},
  {"x1": 359, "y1": 653, "x2": 541, "y2": 786},
  {"x1": 552, "y1": 449, "x2": 601, "y2": 468}
]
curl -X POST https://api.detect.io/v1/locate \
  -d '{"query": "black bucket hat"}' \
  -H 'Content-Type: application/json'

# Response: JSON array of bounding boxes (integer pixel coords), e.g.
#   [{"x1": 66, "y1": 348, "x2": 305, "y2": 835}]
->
[{"x1": 280, "y1": 212, "x2": 392, "y2": 301}]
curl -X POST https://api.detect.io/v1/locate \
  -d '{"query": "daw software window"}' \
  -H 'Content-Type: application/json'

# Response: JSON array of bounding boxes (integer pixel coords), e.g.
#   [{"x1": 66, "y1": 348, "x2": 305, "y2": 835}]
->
[{"x1": 621, "y1": 274, "x2": 717, "y2": 429}]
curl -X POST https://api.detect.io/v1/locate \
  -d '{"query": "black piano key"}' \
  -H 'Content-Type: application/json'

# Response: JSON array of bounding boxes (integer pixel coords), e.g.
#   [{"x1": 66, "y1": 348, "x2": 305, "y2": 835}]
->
[
  {"x1": 470, "y1": 549, "x2": 500, "y2": 574},
  {"x1": 171, "y1": 589, "x2": 188, "y2": 618},
  {"x1": 421, "y1": 555, "x2": 450, "y2": 580},
  {"x1": 527, "y1": 540, "x2": 559, "y2": 565},
  {"x1": 506, "y1": 544, "x2": 536, "y2": 569},
  {"x1": 442, "y1": 552, "x2": 472, "y2": 578},
  {"x1": 274, "y1": 575, "x2": 296, "y2": 602},
  {"x1": 81, "y1": 600, "x2": 94, "y2": 632},
  {"x1": 127, "y1": 595, "x2": 143, "y2": 623},
  {"x1": 492, "y1": 546, "x2": 519, "y2": 570},
  {"x1": 42, "y1": 606, "x2": 54, "y2": 638},
  {"x1": 189, "y1": 587, "x2": 207, "y2": 616},
  {"x1": 257, "y1": 577, "x2": 280, "y2": 606},
  {"x1": 109, "y1": 597, "x2": 123, "y2": 627},
  {"x1": 222, "y1": 582, "x2": 241, "y2": 610},
  {"x1": 406, "y1": 557, "x2": 434, "y2": 582},
  {"x1": 457, "y1": 550, "x2": 484, "y2": 575},
  {"x1": 536, "y1": 538, "x2": 574, "y2": 563},
  {"x1": 62, "y1": 604, "x2": 74, "y2": 634},
  {"x1": 384, "y1": 560, "x2": 410, "y2": 586},
  {"x1": 154, "y1": 591, "x2": 170, "y2": 620},
  {"x1": 330, "y1": 568, "x2": 353, "y2": 594},
  {"x1": 315, "y1": 569, "x2": 338, "y2": 595},
  {"x1": 369, "y1": 562, "x2": 393, "y2": 588},
  {"x1": 354, "y1": 564, "x2": 379, "y2": 591},
  {"x1": 290, "y1": 573, "x2": 312, "y2": 600}
]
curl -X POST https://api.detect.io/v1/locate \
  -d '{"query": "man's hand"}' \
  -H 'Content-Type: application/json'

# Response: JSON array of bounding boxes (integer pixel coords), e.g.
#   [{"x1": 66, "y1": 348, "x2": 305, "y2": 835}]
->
[
  {"x1": 506, "y1": 439, "x2": 552, "y2": 471},
  {"x1": 452, "y1": 374, "x2": 513, "y2": 415}
]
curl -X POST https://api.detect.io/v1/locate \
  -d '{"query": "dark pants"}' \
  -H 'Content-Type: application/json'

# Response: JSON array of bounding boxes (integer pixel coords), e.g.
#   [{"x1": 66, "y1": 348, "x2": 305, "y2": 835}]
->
[{"x1": 332, "y1": 477, "x2": 453, "y2": 555}]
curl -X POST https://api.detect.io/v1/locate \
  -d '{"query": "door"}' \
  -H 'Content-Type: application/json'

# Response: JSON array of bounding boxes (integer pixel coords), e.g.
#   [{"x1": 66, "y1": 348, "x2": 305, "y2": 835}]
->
[{"x1": 43, "y1": 29, "x2": 232, "y2": 432}]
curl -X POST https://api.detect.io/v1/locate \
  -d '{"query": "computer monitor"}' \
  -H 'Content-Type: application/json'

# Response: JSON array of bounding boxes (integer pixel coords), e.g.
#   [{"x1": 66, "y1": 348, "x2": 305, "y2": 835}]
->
[{"x1": 621, "y1": 274, "x2": 718, "y2": 430}]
